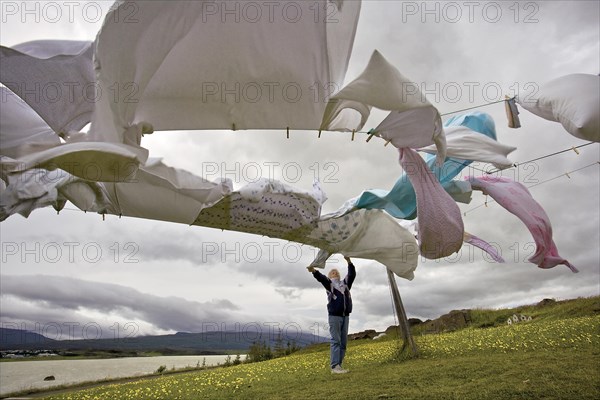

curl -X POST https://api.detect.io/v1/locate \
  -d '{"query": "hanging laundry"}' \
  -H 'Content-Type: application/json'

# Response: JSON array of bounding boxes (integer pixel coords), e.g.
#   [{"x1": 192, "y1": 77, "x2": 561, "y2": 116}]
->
[
  {"x1": 467, "y1": 175, "x2": 577, "y2": 272},
  {"x1": 331, "y1": 111, "x2": 514, "y2": 220},
  {"x1": 0, "y1": 40, "x2": 95, "y2": 134},
  {"x1": 516, "y1": 74, "x2": 599, "y2": 142},
  {"x1": 463, "y1": 231, "x2": 505, "y2": 263},
  {"x1": 504, "y1": 96, "x2": 521, "y2": 129},
  {"x1": 399, "y1": 147, "x2": 464, "y2": 259}
]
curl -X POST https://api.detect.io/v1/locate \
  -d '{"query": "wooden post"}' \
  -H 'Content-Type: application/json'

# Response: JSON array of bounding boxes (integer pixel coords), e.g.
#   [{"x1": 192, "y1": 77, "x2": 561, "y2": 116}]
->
[{"x1": 386, "y1": 268, "x2": 418, "y2": 358}]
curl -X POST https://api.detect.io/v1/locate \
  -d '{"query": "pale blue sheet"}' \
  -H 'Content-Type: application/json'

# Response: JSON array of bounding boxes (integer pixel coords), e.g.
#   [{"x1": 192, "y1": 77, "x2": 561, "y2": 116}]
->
[{"x1": 354, "y1": 111, "x2": 497, "y2": 219}]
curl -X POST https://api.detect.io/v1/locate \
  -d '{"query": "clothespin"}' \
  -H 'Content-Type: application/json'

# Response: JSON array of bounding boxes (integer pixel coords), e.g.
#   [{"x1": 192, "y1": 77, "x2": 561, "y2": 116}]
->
[
  {"x1": 232, "y1": 123, "x2": 236, "y2": 131},
  {"x1": 119, "y1": 214, "x2": 122, "y2": 219},
  {"x1": 102, "y1": 213, "x2": 105, "y2": 221},
  {"x1": 565, "y1": 172, "x2": 571, "y2": 179},
  {"x1": 572, "y1": 146, "x2": 580, "y2": 155},
  {"x1": 318, "y1": 129, "x2": 322, "y2": 138},
  {"x1": 286, "y1": 127, "x2": 289, "y2": 139},
  {"x1": 351, "y1": 129, "x2": 355, "y2": 141},
  {"x1": 484, "y1": 196, "x2": 488, "y2": 207},
  {"x1": 504, "y1": 94, "x2": 521, "y2": 129},
  {"x1": 384, "y1": 138, "x2": 392, "y2": 147},
  {"x1": 366, "y1": 129, "x2": 377, "y2": 142}
]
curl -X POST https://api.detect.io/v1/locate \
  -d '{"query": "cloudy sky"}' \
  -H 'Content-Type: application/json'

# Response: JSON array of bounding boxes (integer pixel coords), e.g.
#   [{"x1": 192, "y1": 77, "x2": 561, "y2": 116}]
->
[{"x1": 1, "y1": 1, "x2": 599, "y2": 343}]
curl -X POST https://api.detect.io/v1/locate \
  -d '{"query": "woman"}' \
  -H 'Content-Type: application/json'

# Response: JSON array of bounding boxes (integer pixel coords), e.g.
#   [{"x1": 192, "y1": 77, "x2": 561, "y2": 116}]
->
[{"x1": 308, "y1": 256, "x2": 356, "y2": 374}]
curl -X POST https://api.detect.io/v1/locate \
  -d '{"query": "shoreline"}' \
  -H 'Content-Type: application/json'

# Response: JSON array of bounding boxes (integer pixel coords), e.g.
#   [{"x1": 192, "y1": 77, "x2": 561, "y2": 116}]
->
[
  {"x1": 1, "y1": 364, "x2": 218, "y2": 399},
  {"x1": 0, "y1": 354, "x2": 238, "y2": 398}
]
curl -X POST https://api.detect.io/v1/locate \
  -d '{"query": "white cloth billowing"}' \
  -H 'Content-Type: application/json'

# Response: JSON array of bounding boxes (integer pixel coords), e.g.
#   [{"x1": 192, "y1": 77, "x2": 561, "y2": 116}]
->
[
  {"x1": 0, "y1": 87, "x2": 148, "y2": 182},
  {"x1": 305, "y1": 209, "x2": 419, "y2": 280},
  {"x1": 0, "y1": 40, "x2": 95, "y2": 135},
  {"x1": 0, "y1": 87, "x2": 60, "y2": 159},
  {"x1": 517, "y1": 74, "x2": 599, "y2": 142},
  {"x1": 420, "y1": 125, "x2": 517, "y2": 170},
  {"x1": 0, "y1": 169, "x2": 65, "y2": 219},
  {"x1": 322, "y1": 50, "x2": 446, "y2": 164},
  {"x1": 101, "y1": 159, "x2": 233, "y2": 225},
  {"x1": 89, "y1": 0, "x2": 363, "y2": 145}
]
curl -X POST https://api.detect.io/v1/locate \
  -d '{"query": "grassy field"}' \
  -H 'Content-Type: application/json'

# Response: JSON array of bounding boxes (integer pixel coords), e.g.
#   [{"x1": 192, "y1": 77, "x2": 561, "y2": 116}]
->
[{"x1": 27, "y1": 297, "x2": 600, "y2": 399}]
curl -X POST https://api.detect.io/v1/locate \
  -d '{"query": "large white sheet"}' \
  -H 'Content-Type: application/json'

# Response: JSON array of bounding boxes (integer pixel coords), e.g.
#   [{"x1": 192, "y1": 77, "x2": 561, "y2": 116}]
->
[{"x1": 88, "y1": 0, "x2": 362, "y2": 144}]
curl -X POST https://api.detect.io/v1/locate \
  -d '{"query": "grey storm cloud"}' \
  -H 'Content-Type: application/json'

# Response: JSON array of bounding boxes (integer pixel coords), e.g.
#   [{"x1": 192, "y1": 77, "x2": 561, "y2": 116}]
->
[
  {"x1": 357, "y1": 258, "x2": 599, "y2": 322},
  {"x1": 0, "y1": 275, "x2": 245, "y2": 333}
]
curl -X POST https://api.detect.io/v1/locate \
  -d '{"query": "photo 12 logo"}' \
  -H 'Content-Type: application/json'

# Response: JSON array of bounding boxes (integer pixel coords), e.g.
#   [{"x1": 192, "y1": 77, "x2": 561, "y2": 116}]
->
[
  {"x1": 200, "y1": 1, "x2": 341, "y2": 24},
  {"x1": 199, "y1": 80, "x2": 341, "y2": 105},
  {"x1": 1, "y1": 80, "x2": 140, "y2": 106},
  {"x1": 402, "y1": 81, "x2": 539, "y2": 105},
  {"x1": 199, "y1": 241, "x2": 319, "y2": 264},
  {"x1": 1, "y1": 241, "x2": 140, "y2": 264},
  {"x1": 400, "y1": 2, "x2": 540, "y2": 24},
  {"x1": 201, "y1": 161, "x2": 339, "y2": 184},
  {"x1": 0, "y1": 1, "x2": 139, "y2": 24},
  {"x1": 1, "y1": 321, "x2": 140, "y2": 341}
]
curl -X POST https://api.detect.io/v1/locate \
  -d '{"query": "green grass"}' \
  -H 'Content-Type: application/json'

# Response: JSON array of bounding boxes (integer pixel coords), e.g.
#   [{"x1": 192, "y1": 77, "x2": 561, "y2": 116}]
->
[
  {"x1": 468, "y1": 296, "x2": 600, "y2": 328},
  {"x1": 25, "y1": 297, "x2": 600, "y2": 399}
]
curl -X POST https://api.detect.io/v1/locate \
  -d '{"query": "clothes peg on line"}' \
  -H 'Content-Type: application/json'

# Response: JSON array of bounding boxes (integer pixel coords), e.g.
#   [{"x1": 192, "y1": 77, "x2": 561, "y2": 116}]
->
[
  {"x1": 318, "y1": 129, "x2": 322, "y2": 138},
  {"x1": 351, "y1": 129, "x2": 355, "y2": 141},
  {"x1": 565, "y1": 172, "x2": 571, "y2": 179},
  {"x1": 504, "y1": 95, "x2": 521, "y2": 129},
  {"x1": 384, "y1": 138, "x2": 392, "y2": 147},
  {"x1": 232, "y1": 123, "x2": 236, "y2": 131},
  {"x1": 286, "y1": 127, "x2": 289, "y2": 138},
  {"x1": 572, "y1": 146, "x2": 580, "y2": 155},
  {"x1": 366, "y1": 129, "x2": 376, "y2": 142}
]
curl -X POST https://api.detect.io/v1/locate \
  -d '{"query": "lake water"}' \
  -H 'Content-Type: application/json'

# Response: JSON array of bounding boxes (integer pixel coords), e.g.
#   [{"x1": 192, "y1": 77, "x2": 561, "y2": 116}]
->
[{"x1": 0, "y1": 354, "x2": 235, "y2": 396}]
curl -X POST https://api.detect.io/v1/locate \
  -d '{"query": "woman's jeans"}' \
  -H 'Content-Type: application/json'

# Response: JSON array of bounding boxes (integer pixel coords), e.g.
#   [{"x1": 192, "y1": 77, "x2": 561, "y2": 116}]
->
[{"x1": 328, "y1": 315, "x2": 349, "y2": 369}]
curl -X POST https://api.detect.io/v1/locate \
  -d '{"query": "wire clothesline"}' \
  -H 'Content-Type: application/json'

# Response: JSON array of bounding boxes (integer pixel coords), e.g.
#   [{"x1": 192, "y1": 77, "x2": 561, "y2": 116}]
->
[
  {"x1": 485, "y1": 142, "x2": 597, "y2": 175},
  {"x1": 440, "y1": 99, "x2": 506, "y2": 116},
  {"x1": 462, "y1": 161, "x2": 600, "y2": 216},
  {"x1": 314, "y1": 98, "x2": 508, "y2": 136},
  {"x1": 58, "y1": 99, "x2": 598, "y2": 218},
  {"x1": 443, "y1": 142, "x2": 598, "y2": 176},
  {"x1": 338, "y1": 95, "x2": 596, "y2": 176}
]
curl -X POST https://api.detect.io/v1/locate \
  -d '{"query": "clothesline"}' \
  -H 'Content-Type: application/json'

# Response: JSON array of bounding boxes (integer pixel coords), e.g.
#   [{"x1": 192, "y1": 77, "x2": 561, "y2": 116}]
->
[
  {"x1": 463, "y1": 161, "x2": 600, "y2": 216},
  {"x1": 485, "y1": 142, "x2": 597, "y2": 174},
  {"x1": 440, "y1": 99, "x2": 507, "y2": 116},
  {"x1": 58, "y1": 161, "x2": 600, "y2": 224},
  {"x1": 57, "y1": 144, "x2": 597, "y2": 217},
  {"x1": 445, "y1": 142, "x2": 598, "y2": 175},
  {"x1": 311, "y1": 98, "x2": 509, "y2": 137}
]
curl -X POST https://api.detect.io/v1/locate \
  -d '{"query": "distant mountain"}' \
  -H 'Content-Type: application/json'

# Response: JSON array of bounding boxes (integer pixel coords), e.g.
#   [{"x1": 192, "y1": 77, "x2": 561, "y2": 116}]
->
[
  {"x1": 0, "y1": 328, "x2": 54, "y2": 348},
  {"x1": 0, "y1": 328, "x2": 327, "y2": 354}
]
